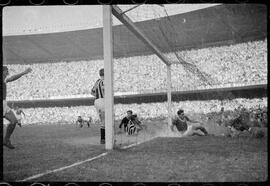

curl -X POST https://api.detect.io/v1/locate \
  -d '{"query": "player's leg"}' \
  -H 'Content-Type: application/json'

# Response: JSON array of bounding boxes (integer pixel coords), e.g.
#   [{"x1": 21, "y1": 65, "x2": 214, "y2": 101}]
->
[
  {"x1": 191, "y1": 123, "x2": 208, "y2": 135},
  {"x1": 182, "y1": 125, "x2": 194, "y2": 136},
  {"x1": 3, "y1": 101, "x2": 15, "y2": 149},
  {"x1": 3, "y1": 109, "x2": 19, "y2": 149},
  {"x1": 100, "y1": 110, "x2": 105, "y2": 144},
  {"x1": 95, "y1": 98, "x2": 105, "y2": 144}
]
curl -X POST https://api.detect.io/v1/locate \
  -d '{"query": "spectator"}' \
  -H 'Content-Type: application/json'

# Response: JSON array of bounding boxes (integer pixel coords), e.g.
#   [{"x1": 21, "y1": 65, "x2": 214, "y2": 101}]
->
[{"x1": 5, "y1": 39, "x2": 267, "y2": 100}]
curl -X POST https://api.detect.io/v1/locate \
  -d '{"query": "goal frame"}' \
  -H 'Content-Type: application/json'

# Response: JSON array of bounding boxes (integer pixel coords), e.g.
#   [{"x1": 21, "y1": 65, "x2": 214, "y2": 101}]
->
[{"x1": 103, "y1": 5, "x2": 172, "y2": 150}]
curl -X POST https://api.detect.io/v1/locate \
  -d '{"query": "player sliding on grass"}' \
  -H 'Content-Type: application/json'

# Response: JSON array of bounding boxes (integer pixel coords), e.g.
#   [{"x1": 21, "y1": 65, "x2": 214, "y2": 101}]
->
[
  {"x1": 3, "y1": 65, "x2": 32, "y2": 149},
  {"x1": 119, "y1": 110, "x2": 144, "y2": 135},
  {"x1": 171, "y1": 109, "x2": 208, "y2": 136}
]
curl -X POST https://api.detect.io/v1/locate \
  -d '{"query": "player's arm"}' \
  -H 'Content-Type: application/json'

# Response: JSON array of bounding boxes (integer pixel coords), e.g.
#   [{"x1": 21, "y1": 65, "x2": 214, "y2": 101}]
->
[
  {"x1": 188, "y1": 119, "x2": 199, "y2": 123},
  {"x1": 91, "y1": 81, "x2": 98, "y2": 96},
  {"x1": 170, "y1": 124, "x2": 174, "y2": 131},
  {"x1": 6, "y1": 68, "x2": 32, "y2": 83},
  {"x1": 90, "y1": 88, "x2": 95, "y2": 96},
  {"x1": 171, "y1": 119, "x2": 175, "y2": 131},
  {"x1": 119, "y1": 117, "x2": 126, "y2": 129},
  {"x1": 134, "y1": 116, "x2": 143, "y2": 129}
]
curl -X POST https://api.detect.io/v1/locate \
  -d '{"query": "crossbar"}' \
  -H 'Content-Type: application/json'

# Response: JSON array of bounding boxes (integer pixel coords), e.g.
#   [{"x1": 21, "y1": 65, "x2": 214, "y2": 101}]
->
[{"x1": 112, "y1": 5, "x2": 171, "y2": 66}]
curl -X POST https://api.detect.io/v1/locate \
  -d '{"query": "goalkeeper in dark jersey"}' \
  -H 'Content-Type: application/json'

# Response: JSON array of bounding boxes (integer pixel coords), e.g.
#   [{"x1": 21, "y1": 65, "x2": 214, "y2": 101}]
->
[{"x1": 171, "y1": 109, "x2": 208, "y2": 136}]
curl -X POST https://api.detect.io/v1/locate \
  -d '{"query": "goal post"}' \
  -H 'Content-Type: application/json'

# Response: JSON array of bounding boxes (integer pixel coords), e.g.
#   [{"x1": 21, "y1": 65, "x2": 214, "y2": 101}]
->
[
  {"x1": 167, "y1": 64, "x2": 172, "y2": 128},
  {"x1": 103, "y1": 5, "x2": 173, "y2": 149},
  {"x1": 103, "y1": 5, "x2": 114, "y2": 150}
]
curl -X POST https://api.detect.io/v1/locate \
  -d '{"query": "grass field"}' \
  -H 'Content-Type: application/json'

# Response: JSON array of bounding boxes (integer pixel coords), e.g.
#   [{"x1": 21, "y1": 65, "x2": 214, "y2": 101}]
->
[{"x1": 3, "y1": 121, "x2": 268, "y2": 182}]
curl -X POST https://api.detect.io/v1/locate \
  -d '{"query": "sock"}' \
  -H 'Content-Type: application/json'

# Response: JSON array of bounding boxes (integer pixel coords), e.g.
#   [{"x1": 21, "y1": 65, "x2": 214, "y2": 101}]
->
[
  {"x1": 101, "y1": 128, "x2": 105, "y2": 141},
  {"x1": 199, "y1": 127, "x2": 208, "y2": 135},
  {"x1": 4, "y1": 123, "x2": 16, "y2": 143}
]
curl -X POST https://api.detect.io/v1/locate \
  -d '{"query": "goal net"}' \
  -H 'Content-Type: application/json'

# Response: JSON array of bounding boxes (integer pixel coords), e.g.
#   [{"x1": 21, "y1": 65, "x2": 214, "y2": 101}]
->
[
  {"x1": 104, "y1": 4, "x2": 218, "y2": 149},
  {"x1": 104, "y1": 4, "x2": 267, "y2": 149}
]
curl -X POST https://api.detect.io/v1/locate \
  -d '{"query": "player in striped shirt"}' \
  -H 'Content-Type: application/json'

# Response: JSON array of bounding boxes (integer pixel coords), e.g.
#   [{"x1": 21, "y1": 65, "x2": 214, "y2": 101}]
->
[
  {"x1": 3, "y1": 65, "x2": 32, "y2": 149},
  {"x1": 119, "y1": 110, "x2": 143, "y2": 135},
  {"x1": 91, "y1": 68, "x2": 105, "y2": 144}
]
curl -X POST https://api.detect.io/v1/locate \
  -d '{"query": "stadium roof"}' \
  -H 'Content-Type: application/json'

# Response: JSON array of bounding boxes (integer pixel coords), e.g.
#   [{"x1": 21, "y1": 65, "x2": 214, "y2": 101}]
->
[
  {"x1": 3, "y1": 4, "x2": 267, "y2": 64},
  {"x1": 3, "y1": 4, "x2": 220, "y2": 36}
]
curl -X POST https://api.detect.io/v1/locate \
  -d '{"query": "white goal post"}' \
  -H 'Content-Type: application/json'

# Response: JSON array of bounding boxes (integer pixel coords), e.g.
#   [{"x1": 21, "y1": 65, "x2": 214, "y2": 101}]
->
[
  {"x1": 103, "y1": 5, "x2": 114, "y2": 150},
  {"x1": 103, "y1": 5, "x2": 173, "y2": 150}
]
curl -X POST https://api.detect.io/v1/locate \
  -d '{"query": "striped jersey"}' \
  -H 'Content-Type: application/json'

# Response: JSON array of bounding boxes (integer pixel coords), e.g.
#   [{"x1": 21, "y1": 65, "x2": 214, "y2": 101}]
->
[{"x1": 91, "y1": 79, "x2": 104, "y2": 99}]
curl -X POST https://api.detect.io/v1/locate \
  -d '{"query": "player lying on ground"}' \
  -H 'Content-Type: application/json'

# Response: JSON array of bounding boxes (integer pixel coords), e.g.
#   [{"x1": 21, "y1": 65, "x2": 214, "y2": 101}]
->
[
  {"x1": 75, "y1": 116, "x2": 92, "y2": 128},
  {"x1": 3, "y1": 66, "x2": 32, "y2": 149},
  {"x1": 119, "y1": 110, "x2": 144, "y2": 135},
  {"x1": 171, "y1": 109, "x2": 208, "y2": 136}
]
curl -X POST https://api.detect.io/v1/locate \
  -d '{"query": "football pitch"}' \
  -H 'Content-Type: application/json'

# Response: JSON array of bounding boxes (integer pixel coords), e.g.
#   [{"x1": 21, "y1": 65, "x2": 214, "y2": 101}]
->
[{"x1": 3, "y1": 121, "x2": 268, "y2": 182}]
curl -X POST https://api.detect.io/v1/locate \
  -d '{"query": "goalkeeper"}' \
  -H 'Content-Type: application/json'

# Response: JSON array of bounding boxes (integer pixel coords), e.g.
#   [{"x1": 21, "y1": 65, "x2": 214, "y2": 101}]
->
[
  {"x1": 171, "y1": 109, "x2": 208, "y2": 136},
  {"x1": 119, "y1": 110, "x2": 143, "y2": 133}
]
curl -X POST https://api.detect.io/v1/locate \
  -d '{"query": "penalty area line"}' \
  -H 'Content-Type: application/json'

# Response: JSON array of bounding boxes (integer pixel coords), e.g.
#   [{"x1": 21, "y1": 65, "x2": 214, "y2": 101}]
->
[
  {"x1": 19, "y1": 137, "x2": 157, "y2": 182},
  {"x1": 18, "y1": 152, "x2": 108, "y2": 182}
]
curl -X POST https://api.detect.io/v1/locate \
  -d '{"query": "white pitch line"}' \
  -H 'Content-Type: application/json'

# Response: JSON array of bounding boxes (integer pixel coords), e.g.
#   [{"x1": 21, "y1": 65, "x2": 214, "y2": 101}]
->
[
  {"x1": 19, "y1": 136, "x2": 157, "y2": 182},
  {"x1": 120, "y1": 136, "x2": 157, "y2": 149},
  {"x1": 19, "y1": 152, "x2": 108, "y2": 182}
]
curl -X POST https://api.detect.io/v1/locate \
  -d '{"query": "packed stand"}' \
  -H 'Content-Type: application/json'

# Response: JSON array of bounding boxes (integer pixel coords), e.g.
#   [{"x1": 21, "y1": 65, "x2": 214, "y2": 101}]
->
[
  {"x1": 6, "y1": 39, "x2": 267, "y2": 101},
  {"x1": 13, "y1": 97, "x2": 267, "y2": 126}
]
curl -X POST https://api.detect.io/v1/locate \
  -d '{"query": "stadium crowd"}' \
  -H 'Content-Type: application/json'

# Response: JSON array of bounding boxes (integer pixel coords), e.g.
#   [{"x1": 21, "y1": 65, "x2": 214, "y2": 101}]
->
[
  {"x1": 17, "y1": 97, "x2": 267, "y2": 125},
  {"x1": 6, "y1": 39, "x2": 267, "y2": 100},
  {"x1": 4, "y1": 39, "x2": 267, "y2": 129}
]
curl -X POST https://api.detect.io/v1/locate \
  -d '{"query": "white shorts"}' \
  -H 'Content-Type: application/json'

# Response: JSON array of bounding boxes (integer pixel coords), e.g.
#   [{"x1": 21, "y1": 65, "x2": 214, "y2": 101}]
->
[
  {"x1": 94, "y1": 98, "x2": 105, "y2": 127},
  {"x1": 181, "y1": 123, "x2": 202, "y2": 136},
  {"x1": 94, "y1": 98, "x2": 105, "y2": 112},
  {"x1": 3, "y1": 100, "x2": 11, "y2": 117}
]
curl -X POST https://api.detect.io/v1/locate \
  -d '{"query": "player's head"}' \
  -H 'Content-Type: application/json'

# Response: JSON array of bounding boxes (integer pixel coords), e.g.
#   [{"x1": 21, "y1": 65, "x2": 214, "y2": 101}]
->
[
  {"x1": 127, "y1": 110, "x2": 133, "y2": 118},
  {"x1": 99, "y1": 68, "x2": 104, "y2": 78},
  {"x1": 177, "y1": 109, "x2": 184, "y2": 117},
  {"x1": 3, "y1": 65, "x2": 9, "y2": 77}
]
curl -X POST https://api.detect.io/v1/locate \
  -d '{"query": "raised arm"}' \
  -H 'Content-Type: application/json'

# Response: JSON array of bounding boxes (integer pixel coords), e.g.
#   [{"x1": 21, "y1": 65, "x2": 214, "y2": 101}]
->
[
  {"x1": 119, "y1": 117, "x2": 127, "y2": 129},
  {"x1": 6, "y1": 68, "x2": 32, "y2": 83}
]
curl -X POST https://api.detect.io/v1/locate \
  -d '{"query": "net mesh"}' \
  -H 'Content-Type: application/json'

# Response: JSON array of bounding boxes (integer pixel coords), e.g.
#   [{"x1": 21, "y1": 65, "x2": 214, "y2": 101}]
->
[
  {"x1": 111, "y1": 5, "x2": 216, "y2": 147},
  {"x1": 115, "y1": 5, "x2": 217, "y2": 86},
  {"x1": 110, "y1": 5, "x2": 267, "y2": 147}
]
